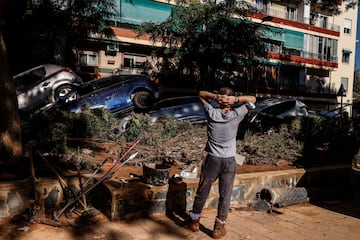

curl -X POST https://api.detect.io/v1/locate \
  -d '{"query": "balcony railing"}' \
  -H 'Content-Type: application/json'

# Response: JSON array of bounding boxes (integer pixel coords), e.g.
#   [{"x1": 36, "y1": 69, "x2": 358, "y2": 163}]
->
[
  {"x1": 265, "y1": 43, "x2": 338, "y2": 63},
  {"x1": 255, "y1": 6, "x2": 340, "y2": 32}
]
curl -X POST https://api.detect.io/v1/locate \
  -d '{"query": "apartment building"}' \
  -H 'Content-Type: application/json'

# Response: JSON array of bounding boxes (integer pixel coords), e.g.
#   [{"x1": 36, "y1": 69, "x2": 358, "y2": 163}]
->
[
  {"x1": 250, "y1": 0, "x2": 357, "y2": 113},
  {"x1": 76, "y1": 0, "x2": 358, "y2": 113}
]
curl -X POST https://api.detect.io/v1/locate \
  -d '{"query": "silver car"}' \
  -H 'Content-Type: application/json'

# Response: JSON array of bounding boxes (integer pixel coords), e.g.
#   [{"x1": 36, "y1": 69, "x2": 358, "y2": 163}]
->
[
  {"x1": 14, "y1": 64, "x2": 83, "y2": 113},
  {"x1": 248, "y1": 98, "x2": 308, "y2": 122}
]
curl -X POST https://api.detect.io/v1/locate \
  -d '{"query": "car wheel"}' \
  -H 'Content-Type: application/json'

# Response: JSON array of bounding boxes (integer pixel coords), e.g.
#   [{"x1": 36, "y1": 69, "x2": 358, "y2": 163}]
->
[
  {"x1": 54, "y1": 85, "x2": 75, "y2": 102},
  {"x1": 132, "y1": 91, "x2": 155, "y2": 111}
]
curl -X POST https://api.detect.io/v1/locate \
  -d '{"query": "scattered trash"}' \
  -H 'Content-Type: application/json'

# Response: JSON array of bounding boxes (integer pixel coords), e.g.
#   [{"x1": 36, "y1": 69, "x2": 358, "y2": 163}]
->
[
  {"x1": 180, "y1": 165, "x2": 198, "y2": 179},
  {"x1": 253, "y1": 199, "x2": 272, "y2": 212},
  {"x1": 235, "y1": 153, "x2": 246, "y2": 165},
  {"x1": 17, "y1": 226, "x2": 30, "y2": 232},
  {"x1": 253, "y1": 187, "x2": 309, "y2": 212},
  {"x1": 93, "y1": 234, "x2": 106, "y2": 239}
]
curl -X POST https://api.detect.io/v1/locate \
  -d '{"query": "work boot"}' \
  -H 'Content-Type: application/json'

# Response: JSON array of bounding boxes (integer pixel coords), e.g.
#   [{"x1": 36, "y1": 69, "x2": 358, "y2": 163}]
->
[
  {"x1": 213, "y1": 220, "x2": 226, "y2": 239},
  {"x1": 187, "y1": 218, "x2": 200, "y2": 232},
  {"x1": 184, "y1": 213, "x2": 200, "y2": 232}
]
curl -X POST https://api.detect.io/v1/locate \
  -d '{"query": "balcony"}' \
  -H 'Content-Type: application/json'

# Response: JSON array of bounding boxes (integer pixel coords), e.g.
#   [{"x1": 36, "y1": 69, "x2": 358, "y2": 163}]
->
[
  {"x1": 265, "y1": 43, "x2": 338, "y2": 64},
  {"x1": 254, "y1": 5, "x2": 340, "y2": 32}
]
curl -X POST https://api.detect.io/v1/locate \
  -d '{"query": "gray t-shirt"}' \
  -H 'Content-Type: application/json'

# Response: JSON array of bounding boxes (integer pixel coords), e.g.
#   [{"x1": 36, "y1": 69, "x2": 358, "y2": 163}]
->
[{"x1": 203, "y1": 101, "x2": 247, "y2": 158}]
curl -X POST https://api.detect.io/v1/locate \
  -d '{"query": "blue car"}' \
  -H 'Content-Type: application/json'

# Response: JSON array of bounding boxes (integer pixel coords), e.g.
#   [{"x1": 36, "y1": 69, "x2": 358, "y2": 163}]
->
[{"x1": 55, "y1": 74, "x2": 160, "y2": 116}]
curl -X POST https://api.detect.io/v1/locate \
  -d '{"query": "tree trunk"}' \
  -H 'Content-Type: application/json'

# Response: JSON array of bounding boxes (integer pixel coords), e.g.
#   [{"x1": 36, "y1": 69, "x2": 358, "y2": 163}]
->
[{"x1": 0, "y1": 2, "x2": 23, "y2": 176}]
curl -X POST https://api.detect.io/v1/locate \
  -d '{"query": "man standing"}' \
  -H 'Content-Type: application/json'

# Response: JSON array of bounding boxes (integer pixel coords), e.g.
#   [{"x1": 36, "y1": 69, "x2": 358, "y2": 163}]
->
[{"x1": 187, "y1": 87, "x2": 256, "y2": 239}]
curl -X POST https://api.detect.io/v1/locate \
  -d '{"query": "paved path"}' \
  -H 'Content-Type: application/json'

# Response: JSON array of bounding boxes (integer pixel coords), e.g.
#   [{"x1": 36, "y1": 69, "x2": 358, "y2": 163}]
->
[{"x1": 1, "y1": 196, "x2": 360, "y2": 240}]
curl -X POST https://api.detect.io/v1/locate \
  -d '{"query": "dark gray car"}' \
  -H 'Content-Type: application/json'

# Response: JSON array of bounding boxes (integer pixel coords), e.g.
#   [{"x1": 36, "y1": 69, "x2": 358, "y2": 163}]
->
[{"x1": 149, "y1": 96, "x2": 206, "y2": 124}]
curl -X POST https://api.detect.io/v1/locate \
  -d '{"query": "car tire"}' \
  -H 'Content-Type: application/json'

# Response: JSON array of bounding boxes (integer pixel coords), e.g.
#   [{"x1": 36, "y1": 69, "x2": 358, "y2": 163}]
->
[
  {"x1": 132, "y1": 91, "x2": 155, "y2": 111},
  {"x1": 54, "y1": 85, "x2": 75, "y2": 102}
]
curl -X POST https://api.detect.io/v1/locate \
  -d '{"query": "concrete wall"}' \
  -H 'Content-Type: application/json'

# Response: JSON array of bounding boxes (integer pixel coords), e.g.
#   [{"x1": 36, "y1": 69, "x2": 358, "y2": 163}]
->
[
  {"x1": 1, "y1": 166, "x2": 352, "y2": 220},
  {"x1": 91, "y1": 168, "x2": 307, "y2": 220}
]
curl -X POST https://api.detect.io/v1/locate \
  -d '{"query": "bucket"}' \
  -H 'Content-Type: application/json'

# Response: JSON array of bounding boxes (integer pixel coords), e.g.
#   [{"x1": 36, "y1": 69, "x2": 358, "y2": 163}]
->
[{"x1": 143, "y1": 163, "x2": 171, "y2": 186}]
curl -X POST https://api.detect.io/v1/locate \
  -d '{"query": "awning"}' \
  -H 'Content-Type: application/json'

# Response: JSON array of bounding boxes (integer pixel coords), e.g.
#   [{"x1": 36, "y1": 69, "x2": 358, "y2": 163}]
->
[
  {"x1": 110, "y1": 0, "x2": 173, "y2": 25},
  {"x1": 342, "y1": 49, "x2": 352, "y2": 54},
  {"x1": 261, "y1": 26, "x2": 284, "y2": 42},
  {"x1": 283, "y1": 29, "x2": 304, "y2": 50}
]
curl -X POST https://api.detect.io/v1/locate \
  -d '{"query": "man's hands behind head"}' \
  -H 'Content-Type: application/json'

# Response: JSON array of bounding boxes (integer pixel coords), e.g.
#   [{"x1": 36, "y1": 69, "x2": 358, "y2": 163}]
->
[{"x1": 217, "y1": 95, "x2": 237, "y2": 106}]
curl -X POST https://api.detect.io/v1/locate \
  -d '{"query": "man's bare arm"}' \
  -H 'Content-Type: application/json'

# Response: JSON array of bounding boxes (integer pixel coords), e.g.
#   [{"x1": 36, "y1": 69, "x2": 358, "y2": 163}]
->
[
  {"x1": 199, "y1": 91, "x2": 218, "y2": 105},
  {"x1": 199, "y1": 90, "x2": 256, "y2": 106}
]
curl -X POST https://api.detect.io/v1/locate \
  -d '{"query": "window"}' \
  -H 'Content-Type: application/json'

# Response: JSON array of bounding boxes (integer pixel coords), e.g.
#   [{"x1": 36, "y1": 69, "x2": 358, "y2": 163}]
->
[
  {"x1": 262, "y1": 101, "x2": 295, "y2": 116},
  {"x1": 304, "y1": 34, "x2": 338, "y2": 62},
  {"x1": 123, "y1": 54, "x2": 146, "y2": 69},
  {"x1": 319, "y1": 15, "x2": 328, "y2": 29},
  {"x1": 14, "y1": 66, "x2": 46, "y2": 92},
  {"x1": 342, "y1": 51, "x2": 350, "y2": 63},
  {"x1": 344, "y1": 19, "x2": 352, "y2": 34},
  {"x1": 340, "y1": 77, "x2": 348, "y2": 94},
  {"x1": 106, "y1": 44, "x2": 119, "y2": 56},
  {"x1": 79, "y1": 53, "x2": 98, "y2": 66},
  {"x1": 256, "y1": 0, "x2": 269, "y2": 13},
  {"x1": 286, "y1": 6, "x2": 297, "y2": 21}
]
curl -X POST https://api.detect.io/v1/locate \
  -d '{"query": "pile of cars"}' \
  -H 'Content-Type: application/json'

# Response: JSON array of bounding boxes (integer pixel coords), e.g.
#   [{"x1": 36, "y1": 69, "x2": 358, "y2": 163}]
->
[
  {"x1": 14, "y1": 64, "x2": 310, "y2": 126},
  {"x1": 149, "y1": 96, "x2": 309, "y2": 126},
  {"x1": 14, "y1": 64, "x2": 160, "y2": 116}
]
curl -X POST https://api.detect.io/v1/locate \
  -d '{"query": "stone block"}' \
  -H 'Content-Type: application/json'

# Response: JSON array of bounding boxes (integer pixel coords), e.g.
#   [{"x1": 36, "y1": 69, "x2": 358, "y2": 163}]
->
[{"x1": 92, "y1": 179, "x2": 169, "y2": 220}]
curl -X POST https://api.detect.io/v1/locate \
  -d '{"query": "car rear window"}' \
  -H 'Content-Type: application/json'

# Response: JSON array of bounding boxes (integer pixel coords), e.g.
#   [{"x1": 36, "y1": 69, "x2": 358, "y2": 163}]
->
[
  {"x1": 262, "y1": 101, "x2": 296, "y2": 116},
  {"x1": 14, "y1": 66, "x2": 46, "y2": 92}
]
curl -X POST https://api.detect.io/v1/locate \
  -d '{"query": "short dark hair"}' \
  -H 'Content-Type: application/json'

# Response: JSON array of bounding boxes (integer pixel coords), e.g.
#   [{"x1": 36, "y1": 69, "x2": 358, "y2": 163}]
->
[{"x1": 219, "y1": 87, "x2": 233, "y2": 96}]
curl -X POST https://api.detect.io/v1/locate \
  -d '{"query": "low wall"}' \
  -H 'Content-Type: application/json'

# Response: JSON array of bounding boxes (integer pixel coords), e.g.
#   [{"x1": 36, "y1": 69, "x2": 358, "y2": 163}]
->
[
  {"x1": 91, "y1": 168, "x2": 307, "y2": 220},
  {"x1": 0, "y1": 165, "x2": 352, "y2": 220}
]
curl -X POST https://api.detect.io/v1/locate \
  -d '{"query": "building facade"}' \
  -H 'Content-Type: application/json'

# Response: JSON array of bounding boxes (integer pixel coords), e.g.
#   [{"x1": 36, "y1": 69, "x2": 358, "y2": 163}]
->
[
  {"x1": 250, "y1": 0, "x2": 357, "y2": 113},
  {"x1": 76, "y1": 0, "x2": 358, "y2": 113}
]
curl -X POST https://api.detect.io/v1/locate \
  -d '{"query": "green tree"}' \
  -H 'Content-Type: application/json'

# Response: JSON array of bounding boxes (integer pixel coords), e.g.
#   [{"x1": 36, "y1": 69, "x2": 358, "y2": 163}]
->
[
  {"x1": 3, "y1": 0, "x2": 117, "y2": 73},
  {"x1": 137, "y1": 0, "x2": 358, "y2": 90},
  {"x1": 0, "y1": 0, "x2": 117, "y2": 174},
  {"x1": 136, "y1": 0, "x2": 267, "y2": 90}
]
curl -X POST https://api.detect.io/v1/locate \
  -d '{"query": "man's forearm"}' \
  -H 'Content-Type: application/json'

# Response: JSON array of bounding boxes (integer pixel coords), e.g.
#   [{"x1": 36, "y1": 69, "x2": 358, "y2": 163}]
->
[
  {"x1": 199, "y1": 90, "x2": 256, "y2": 105},
  {"x1": 238, "y1": 96, "x2": 256, "y2": 104},
  {"x1": 199, "y1": 91, "x2": 217, "y2": 100}
]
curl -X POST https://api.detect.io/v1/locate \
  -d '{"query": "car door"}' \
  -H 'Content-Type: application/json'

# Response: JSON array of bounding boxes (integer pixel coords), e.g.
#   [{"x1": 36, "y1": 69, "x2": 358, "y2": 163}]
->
[
  {"x1": 15, "y1": 66, "x2": 50, "y2": 111},
  {"x1": 70, "y1": 80, "x2": 131, "y2": 114},
  {"x1": 102, "y1": 83, "x2": 132, "y2": 113}
]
